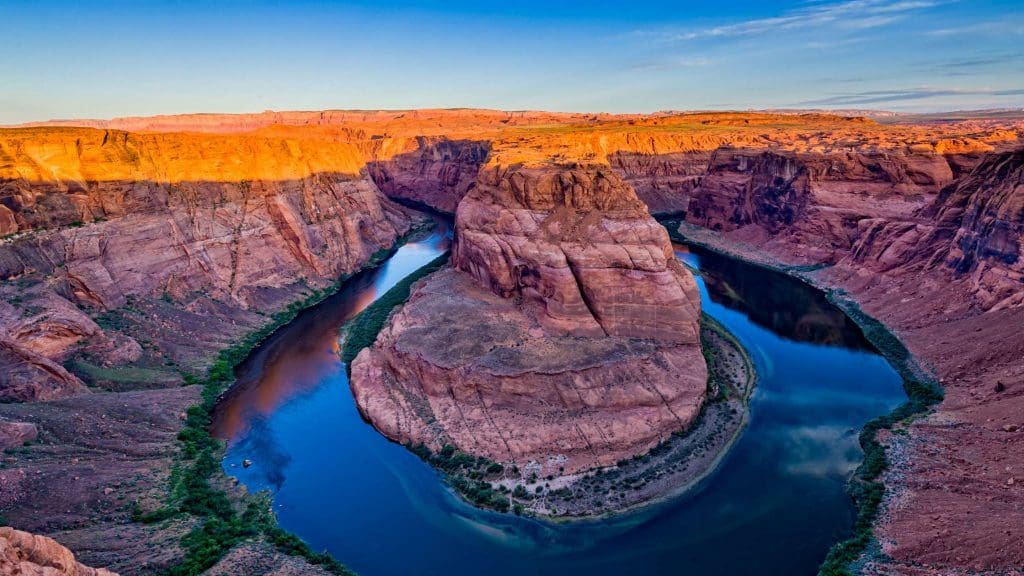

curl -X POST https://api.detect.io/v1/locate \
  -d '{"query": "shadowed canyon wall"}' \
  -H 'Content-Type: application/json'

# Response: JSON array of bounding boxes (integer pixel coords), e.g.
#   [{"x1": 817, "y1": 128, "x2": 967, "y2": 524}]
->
[{"x1": 0, "y1": 129, "x2": 415, "y2": 399}]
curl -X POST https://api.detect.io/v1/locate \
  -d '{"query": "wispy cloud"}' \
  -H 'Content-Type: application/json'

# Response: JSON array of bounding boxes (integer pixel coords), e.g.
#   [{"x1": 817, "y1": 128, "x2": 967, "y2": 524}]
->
[
  {"x1": 924, "y1": 19, "x2": 1024, "y2": 36},
  {"x1": 630, "y1": 56, "x2": 715, "y2": 71},
  {"x1": 644, "y1": 0, "x2": 945, "y2": 41},
  {"x1": 929, "y1": 53, "x2": 1024, "y2": 76},
  {"x1": 800, "y1": 86, "x2": 1024, "y2": 106},
  {"x1": 938, "y1": 55, "x2": 1024, "y2": 69}
]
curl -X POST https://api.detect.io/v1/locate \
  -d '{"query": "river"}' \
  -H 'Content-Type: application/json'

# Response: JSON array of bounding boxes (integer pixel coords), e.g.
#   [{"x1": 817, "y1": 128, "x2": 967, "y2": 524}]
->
[{"x1": 212, "y1": 219, "x2": 906, "y2": 576}]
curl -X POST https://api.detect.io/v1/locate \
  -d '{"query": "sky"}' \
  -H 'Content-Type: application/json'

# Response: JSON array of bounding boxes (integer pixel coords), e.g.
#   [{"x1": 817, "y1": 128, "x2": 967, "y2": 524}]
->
[{"x1": 1, "y1": 0, "x2": 1023, "y2": 123}]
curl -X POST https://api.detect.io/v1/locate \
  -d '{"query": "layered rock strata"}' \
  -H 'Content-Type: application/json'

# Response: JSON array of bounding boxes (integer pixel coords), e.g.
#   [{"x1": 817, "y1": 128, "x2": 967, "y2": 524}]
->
[
  {"x1": 686, "y1": 148, "x2": 960, "y2": 262},
  {"x1": 0, "y1": 127, "x2": 417, "y2": 572},
  {"x1": 677, "y1": 146, "x2": 1024, "y2": 573},
  {"x1": 0, "y1": 128, "x2": 415, "y2": 398},
  {"x1": 367, "y1": 137, "x2": 490, "y2": 213},
  {"x1": 351, "y1": 164, "x2": 707, "y2": 474}
]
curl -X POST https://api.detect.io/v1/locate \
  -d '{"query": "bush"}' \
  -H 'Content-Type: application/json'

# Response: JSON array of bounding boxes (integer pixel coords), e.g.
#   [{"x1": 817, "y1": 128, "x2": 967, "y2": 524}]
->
[{"x1": 339, "y1": 253, "x2": 450, "y2": 366}]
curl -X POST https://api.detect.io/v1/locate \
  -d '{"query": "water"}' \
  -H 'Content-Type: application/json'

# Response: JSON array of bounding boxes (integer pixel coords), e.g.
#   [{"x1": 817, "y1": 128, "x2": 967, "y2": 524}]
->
[{"x1": 213, "y1": 225, "x2": 906, "y2": 576}]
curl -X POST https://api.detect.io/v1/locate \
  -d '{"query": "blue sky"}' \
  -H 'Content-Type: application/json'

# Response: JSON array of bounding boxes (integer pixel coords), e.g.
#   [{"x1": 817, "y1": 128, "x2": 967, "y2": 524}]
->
[{"x1": 1, "y1": 0, "x2": 1022, "y2": 122}]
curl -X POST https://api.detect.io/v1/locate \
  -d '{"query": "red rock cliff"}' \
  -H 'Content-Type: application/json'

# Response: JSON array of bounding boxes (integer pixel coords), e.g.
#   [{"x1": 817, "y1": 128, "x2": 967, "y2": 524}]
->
[
  {"x1": 848, "y1": 147, "x2": 1024, "y2": 310},
  {"x1": 350, "y1": 163, "x2": 706, "y2": 475},
  {"x1": 0, "y1": 128, "x2": 415, "y2": 400}
]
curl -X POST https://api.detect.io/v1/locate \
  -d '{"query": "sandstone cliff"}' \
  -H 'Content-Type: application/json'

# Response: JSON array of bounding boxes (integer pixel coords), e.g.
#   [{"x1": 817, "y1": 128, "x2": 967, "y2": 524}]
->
[
  {"x1": 674, "y1": 145, "x2": 1024, "y2": 573},
  {"x1": 848, "y1": 147, "x2": 1024, "y2": 310},
  {"x1": 367, "y1": 137, "x2": 490, "y2": 213},
  {"x1": 351, "y1": 163, "x2": 706, "y2": 475},
  {"x1": 685, "y1": 148, "x2": 960, "y2": 262},
  {"x1": 0, "y1": 128, "x2": 416, "y2": 398}
]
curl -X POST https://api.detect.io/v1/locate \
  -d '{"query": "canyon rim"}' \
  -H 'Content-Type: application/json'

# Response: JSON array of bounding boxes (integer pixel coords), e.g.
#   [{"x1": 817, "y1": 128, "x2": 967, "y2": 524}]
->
[{"x1": 3, "y1": 1, "x2": 1024, "y2": 575}]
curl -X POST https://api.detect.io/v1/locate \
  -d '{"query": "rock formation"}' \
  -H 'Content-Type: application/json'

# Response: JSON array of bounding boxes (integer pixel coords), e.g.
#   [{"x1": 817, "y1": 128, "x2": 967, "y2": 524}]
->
[
  {"x1": 674, "y1": 144, "x2": 1024, "y2": 574},
  {"x1": 351, "y1": 163, "x2": 706, "y2": 474},
  {"x1": 0, "y1": 527, "x2": 118, "y2": 576},
  {"x1": 0, "y1": 420, "x2": 37, "y2": 451},
  {"x1": 686, "y1": 148, "x2": 959, "y2": 262},
  {"x1": 0, "y1": 125, "x2": 418, "y2": 572},
  {"x1": 367, "y1": 137, "x2": 490, "y2": 213},
  {"x1": 849, "y1": 147, "x2": 1024, "y2": 309},
  {"x1": 1, "y1": 109, "x2": 1022, "y2": 574},
  {"x1": 0, "y1": 127, "x2": 416, "y2": 388}
]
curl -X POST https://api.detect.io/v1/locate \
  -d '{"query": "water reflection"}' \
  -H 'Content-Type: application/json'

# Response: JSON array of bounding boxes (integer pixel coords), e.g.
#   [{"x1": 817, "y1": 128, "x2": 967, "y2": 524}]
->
[
  {"x1": 213, "y1": 223, "x2": 905, "y2": 576},
  {"x1": 675, "y1": 244, "x2": 872, "y2": 350},
  {"x1": 211, "y1": 219, "x2": 451, "y2": 443}
]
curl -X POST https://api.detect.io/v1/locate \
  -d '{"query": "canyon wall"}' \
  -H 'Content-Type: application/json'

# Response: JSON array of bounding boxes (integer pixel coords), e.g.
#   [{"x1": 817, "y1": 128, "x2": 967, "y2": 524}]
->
[
  {"x1": 0, "y1": 127, "x2": 417, "y2": 573},
  {"x1": 848, "y1": 148, "x2": 1024, "y2": 309},
  {"x1": 0, "y1": 128, "x2": 415, "y2": 401},
  {"x1": 351, "y1": 163, "x2": 707, "y2": 475},
  {"x1": 676, "y1": 144, "x2": 1024, "y2": 573},
  {"x1": 685, "y1": 148, "x2": 960, "y2": 262},
  {"x1": 608, "y1": 151, "x2": 709, "y2": 216},
  {"x1": 366, "y1": 137, "x2": 490, "y2": 213}
]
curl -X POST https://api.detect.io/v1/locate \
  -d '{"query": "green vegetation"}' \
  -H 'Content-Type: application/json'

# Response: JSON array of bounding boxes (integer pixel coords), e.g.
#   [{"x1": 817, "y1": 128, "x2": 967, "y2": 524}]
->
[
  {"x1": 817, "y1": 294, "x2": 943, "y2": 576},
  {"x1": 658, "y1": 218, "x2": 944, "y2": 576},
  {"x1": 339, "y1": 252, "x2": 450, "y2": 366},
  {"x1": 699, "y1": 312, "x2": 753, "y2": 402},
  {"x1": 134, "y1": 234, "x2": 439, "y2": 575},
  {"x1": 138, "y1": 322, "x2": 356, "y2": 575},
  {"x1": 407, "y1": 443, "x2": 511, "y2": 513}
]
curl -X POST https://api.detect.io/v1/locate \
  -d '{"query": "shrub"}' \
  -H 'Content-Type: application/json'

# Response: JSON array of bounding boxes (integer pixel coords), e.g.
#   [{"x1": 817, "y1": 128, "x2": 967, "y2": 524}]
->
[{"x1": 339, "y1": 253, "x2": 450, "y2": 366}]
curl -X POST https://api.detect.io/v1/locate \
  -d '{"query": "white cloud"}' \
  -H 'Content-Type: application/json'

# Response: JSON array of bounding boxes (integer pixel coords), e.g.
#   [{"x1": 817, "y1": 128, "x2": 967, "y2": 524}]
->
[
  {"x1": 645, "y1": 0, "x2": 945, "y2": 41},
  {"x1": 800, "y1": 86, "x2": 1024, "y2": 105}
]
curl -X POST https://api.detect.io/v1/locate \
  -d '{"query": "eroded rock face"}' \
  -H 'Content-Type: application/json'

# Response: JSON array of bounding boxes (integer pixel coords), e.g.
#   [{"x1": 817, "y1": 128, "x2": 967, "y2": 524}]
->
[
  {"x1": 0, "y1": 127, "x2": 415, "y2": 396},
  {"x1": 0, "y1": 527, "x2": 118, "y2": 576},
  {"x1": 0, "y1": 336, "x2": 84, "y2": 402},
  {"x1": 608, "y1": 150, "x2": 711, "y2": 216},
  {"x1": 0, "y1": 174, "x2": 409, "y2": 310},
  {"x1": 687, "y1": 148, "x2": 957, "y2": 262},
  {"x1": 849, "y1": 147, "x2": 1024, "y2": 310},
  {"x1": 352, "y1": 163, "x2": 706, "y2": 474},
  {"x1": 367, "y1": 138, "x2": 490, "y2": 213},
  {"x1": 673, "y1": 145, "x2": 1024, "y2": 573},
  {"x1": 453, "y1": 164, "x2": 701, "y2": 342},
  {"x1": 0, "y1": 421, "x2": 37, "y2": 451}
]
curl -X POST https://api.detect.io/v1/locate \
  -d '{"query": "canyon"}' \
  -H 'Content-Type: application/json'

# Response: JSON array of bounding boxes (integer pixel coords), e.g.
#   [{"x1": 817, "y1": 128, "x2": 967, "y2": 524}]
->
[{"x1": 1, "y1": 109, "x2": 1022, "y2": 575}]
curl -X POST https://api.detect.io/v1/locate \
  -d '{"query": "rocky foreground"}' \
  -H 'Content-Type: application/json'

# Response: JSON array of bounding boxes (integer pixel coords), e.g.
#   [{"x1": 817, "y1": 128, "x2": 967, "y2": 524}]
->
[
  {"x1": 1, "y1": 109, "x2": 1022, "y2": 574},
  {"x1": 0, "y1": 526, "x2": 118, "y2": 576}
]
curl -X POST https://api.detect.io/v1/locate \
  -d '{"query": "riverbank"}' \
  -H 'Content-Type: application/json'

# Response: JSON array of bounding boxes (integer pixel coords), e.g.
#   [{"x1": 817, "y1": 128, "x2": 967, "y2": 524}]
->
[
  {"x1": 0, "y1": 214, "x2": 435, "y2": 575},
  {"x1": 507, "y1": 314, "x2": 757, "y2": 520},
  {"x1": 660, "y1": 219, "x2": 948, "y2": 575},
  {"x1": 337, "y1": 242, "x2": 758, "y2": 521},
  {"x1": 158, "y1": 217, "x2": 442, "y2": 575}
]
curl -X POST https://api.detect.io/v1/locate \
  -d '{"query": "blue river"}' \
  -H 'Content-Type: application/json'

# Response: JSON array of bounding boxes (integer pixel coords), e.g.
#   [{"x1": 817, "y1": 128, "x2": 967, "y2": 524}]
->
[{"x1": 212, "y1": 219, "x2": 905, "y2": 576}]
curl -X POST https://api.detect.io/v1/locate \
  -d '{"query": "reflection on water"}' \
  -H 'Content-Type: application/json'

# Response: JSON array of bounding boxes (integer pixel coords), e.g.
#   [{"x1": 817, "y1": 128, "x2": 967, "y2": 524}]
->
[
  {"x1": 214, "y1": 223, "x2": 906, "y2": 576},
  {"x1": 675, "y1": 244, "x2": 872, "y2": 349},
  {"x1": 211, "y1": 220, "x2": 451, "y2": 442}
]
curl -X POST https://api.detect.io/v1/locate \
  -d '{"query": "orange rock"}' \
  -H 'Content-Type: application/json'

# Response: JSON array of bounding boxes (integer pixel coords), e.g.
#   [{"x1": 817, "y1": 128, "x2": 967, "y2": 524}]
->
[{"x1": 0, "y1": 526, "x2": 119, "y2": 576}]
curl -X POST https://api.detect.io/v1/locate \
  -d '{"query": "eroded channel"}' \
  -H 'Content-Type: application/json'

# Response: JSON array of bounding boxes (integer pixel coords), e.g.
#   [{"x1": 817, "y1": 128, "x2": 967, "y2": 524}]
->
[{"x1": 212, "y1": 221, "x2": 906, "y2": 576}]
